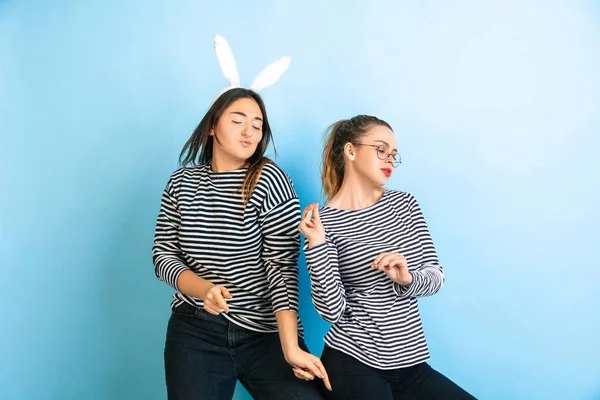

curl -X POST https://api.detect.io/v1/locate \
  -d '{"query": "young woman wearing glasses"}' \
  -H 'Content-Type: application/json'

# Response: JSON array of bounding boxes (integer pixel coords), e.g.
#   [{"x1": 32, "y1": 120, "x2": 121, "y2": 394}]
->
[{"x1": 298, "y1": 115, "x2": 474, "y2": 399}]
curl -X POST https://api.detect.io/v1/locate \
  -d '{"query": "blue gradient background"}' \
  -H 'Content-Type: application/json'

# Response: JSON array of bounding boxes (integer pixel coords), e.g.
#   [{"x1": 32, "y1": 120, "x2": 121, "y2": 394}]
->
[{"x1": 1, "y1": 1, "x2": 599, "y2": 399}]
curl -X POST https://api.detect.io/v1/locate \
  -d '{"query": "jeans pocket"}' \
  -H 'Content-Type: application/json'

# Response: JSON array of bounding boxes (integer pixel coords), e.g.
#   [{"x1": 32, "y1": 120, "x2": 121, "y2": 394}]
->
[{"x1": 171, "y1": 301, "x2": 198, "y2": 317}]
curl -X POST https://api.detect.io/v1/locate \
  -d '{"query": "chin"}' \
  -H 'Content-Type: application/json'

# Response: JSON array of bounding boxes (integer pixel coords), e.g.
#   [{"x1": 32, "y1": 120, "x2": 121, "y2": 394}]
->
[
  {"x1": 231, "y1": 149, "x2": 256, "y2": 162},
  {"x1": 381, "y1": 176, "x2": 393, "y2": 186},
  {"x1": 242, "y1": 150, "x2": 258, "y2": 161},
  {"x1": 368, "y1": 178, "x2": 387, "y2": 188}
]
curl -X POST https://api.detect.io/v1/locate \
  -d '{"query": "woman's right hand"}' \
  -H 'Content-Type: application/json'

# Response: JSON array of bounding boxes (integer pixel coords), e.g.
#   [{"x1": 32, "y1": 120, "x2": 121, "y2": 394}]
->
[
  {"x1": 298, "y1": 203, "x2": 326, "y2": 248},
  {"x1": 201, "y1": 285, "x2": 233, "y2": 315}
]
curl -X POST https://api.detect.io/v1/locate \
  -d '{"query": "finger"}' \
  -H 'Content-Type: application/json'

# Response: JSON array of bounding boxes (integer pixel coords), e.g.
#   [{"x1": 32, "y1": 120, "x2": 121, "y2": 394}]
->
[
  {"x1": 220, "y1": 286, "x2": 233, "y2": 300},
  {"x1": 388, "y1": 258, "x2": 407, "y2": 269},
  {"x1": 293, "y1": 367, "x2": 315, "y2": 380},
  {"x1": 388, "y1": 255, "x2": 407, "y2": 269},
  {"x1": 378, "y1": 253, "x2": 398, "y2": 268},
  {"x1": 312, "y1": 204, "x2": 321, "y2": 225},
  {"x1": 371, "y1": 262, "x2": 384, "y2": 270},
  {"x1": 373, "y1": 252, "x2": 390, "y2": 266},
  {"x1": 204, "y1": 294, "x2": 225, "y2": 312},
  {"x1": 203, "y1": 303, "x2": 221, "y2": 315},
  {"x1": 300, "y1": 360, "x2": 323, "y2": 381},
  {"x1": 212, "y1": 291, "x2": 230, "y2": 313},
  {"x1": 293, "y1": 370, "x2": 313, "y2": 382},
  {"x1": 293, "y1": 369, "x2": 305, "y2": 380},
  {"x1": 323, "y1": 374, "x2": 332, "y2": 391},
  {"x1": 298, "y1": 220, "x2": 306, "y2": 231},
  {"x1": 312, "y1": 359, "x2": 332, "y2": 391},
  {"x1": 301, "y1": 216, "x2": 315, "y2": 229},
  {"x1": 301, "y1": 207, "x2": 311, "y2": 220}
]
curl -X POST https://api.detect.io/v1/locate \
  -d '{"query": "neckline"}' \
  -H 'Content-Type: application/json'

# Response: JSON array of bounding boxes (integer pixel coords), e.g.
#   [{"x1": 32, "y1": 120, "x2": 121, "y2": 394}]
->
[
  {"x1": 323, "y1": 190, "x2": 389, "y2": 213},
  {"x1": 205, "y1": 164, "x2": 248, "y2": 176}
]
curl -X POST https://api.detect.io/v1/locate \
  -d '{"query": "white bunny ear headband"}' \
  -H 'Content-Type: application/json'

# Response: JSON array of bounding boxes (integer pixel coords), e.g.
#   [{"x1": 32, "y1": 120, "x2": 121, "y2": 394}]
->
[{"x1": 212, "y1": 34, "x2": 291, "y2": 102}]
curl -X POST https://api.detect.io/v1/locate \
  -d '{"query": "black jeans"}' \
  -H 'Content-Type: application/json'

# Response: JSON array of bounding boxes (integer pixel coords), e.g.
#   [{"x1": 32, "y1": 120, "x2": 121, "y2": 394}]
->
[
  {"x1": 320, "y1": 345, "x2": 475, "y2": 400},
  {"x1": 164, "y1": 302, "x2": 324, "y2": 400}
]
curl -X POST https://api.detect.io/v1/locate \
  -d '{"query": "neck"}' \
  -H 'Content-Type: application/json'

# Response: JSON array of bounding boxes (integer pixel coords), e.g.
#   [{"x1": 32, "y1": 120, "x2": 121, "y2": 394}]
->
[
  {"x1": 210, "y1": 153, "x2": 247, "y2": 172},
  {"x1": 328, "y1": 169, "x2": 383, "y2": 210}
]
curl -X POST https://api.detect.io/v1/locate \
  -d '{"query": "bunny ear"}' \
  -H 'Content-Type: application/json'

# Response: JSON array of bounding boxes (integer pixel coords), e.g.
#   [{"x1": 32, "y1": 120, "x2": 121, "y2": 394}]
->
[
  {"x1": 214, "y1": 35, "x2": 240, "y2": 87},
  {"x1": 250, "y1": 56, "x2": 291, "y2": 92}
]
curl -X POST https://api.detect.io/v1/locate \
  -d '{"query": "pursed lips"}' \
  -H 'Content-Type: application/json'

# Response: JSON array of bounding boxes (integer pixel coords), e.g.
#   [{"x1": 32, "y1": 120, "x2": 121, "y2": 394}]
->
[{"x1": 381, "y1": 168, "x2": 392, "y2": 177}]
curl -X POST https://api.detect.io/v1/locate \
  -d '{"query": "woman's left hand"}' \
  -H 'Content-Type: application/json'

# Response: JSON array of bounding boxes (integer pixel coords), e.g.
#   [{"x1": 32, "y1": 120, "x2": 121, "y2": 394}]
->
[
  {"x1": 372, "y1": 252, "x2": 413, "y2": 286},
  {"x1": 284, "y1": 347, "x2": 332, "y2": 391}
]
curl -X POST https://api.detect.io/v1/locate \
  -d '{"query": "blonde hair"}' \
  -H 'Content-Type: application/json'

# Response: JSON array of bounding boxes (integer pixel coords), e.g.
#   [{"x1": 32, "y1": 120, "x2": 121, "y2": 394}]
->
[{"x1": 321, "y1": 115, "x2": 392, "y2": 202}]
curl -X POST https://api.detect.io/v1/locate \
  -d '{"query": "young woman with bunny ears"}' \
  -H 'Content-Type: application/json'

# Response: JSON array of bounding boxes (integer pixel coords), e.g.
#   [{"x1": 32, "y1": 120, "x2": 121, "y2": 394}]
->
[
  {"x1": 299, "y1": 115, "x2": 474, "y2": 399},
  {"x1": 152, "y1": 36, "x2": 329, "y2": 399}
]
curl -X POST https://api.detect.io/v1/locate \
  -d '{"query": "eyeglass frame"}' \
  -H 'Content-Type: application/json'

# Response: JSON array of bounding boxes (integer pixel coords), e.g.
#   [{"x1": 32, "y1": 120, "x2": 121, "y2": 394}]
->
[{"x1": 353, "y1": 143, "x2": 401, "y2": 167}]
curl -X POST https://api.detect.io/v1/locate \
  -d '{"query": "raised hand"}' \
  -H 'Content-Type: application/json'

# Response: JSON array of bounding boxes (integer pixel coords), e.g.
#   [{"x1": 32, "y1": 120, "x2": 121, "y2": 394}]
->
[
  {"x1": 372, "y1": 252, "x2": 413, "y2": 286},
  {"x1": 298, "y1": 203, "x2": 326, "y2": 248}
]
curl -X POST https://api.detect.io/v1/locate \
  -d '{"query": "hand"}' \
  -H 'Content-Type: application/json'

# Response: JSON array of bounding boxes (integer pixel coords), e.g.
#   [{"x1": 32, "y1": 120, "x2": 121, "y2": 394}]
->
[
  {"x1": 298, "y1": 203, "x2": 326, "y2": 248},
  {"x1": 284, "y1": 346, "x2": 332, "y2": 391},
  {"x1": 201, "y1": 285, "x2": 232, "y2": 315},
  {"x1": 372, "y1": 252, "x2": 413, "y2": 286}
]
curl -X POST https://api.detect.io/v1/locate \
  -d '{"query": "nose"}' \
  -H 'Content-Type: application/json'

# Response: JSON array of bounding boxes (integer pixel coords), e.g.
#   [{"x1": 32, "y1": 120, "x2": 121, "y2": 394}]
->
[{"x1": 241, "y1": 124, "x2": 252, "y2": 138}]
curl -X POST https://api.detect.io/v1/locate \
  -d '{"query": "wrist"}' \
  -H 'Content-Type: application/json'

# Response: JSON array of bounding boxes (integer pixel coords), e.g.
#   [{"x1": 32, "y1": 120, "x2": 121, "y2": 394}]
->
[
  {"x1": 394, "y1": 271, "x2": 414, "y2": 286},
  {"x1": 281, "y1": 341, "x2": 301, "y2": 357},
  {"x1": 308, "y1": 236, "x2": 326, "y2": 248},
  {"x1": 199, "y1": 281, "x2": 215, "y2": 301}
]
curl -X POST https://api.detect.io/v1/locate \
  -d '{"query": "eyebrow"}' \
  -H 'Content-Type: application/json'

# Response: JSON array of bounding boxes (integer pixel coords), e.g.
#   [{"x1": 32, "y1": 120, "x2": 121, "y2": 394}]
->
[
  {"x1": 374, "y1": 140, "x2": 398, "y2": 152},
  {"x1": 230, "y1": 111, "x2": 263, "y2": 122}
]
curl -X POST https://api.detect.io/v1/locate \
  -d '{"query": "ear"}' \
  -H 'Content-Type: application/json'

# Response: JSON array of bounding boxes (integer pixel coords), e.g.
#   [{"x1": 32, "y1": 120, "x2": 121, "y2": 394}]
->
[
  {"x1": 209, "y1": 126, "x2": 215, "y2": 136},
  {"x1": 344, "y1": 143, "x2": 356, "y2": 161}
]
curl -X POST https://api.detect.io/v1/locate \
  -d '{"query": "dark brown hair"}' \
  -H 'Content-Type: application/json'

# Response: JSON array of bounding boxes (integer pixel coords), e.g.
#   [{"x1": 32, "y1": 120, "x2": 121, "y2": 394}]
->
[{"x1": 179, "y1": 88, "x2": 275, "y2": 205}]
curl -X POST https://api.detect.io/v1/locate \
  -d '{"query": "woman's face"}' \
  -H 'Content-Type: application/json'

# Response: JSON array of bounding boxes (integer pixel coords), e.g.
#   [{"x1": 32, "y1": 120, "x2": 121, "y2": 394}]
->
[
  {"x1": 350, "y1": 125, "x2": 398, "y2": 187},
  {"x1": 210, "y1": 97, "x2": 264, "y2": 165}
]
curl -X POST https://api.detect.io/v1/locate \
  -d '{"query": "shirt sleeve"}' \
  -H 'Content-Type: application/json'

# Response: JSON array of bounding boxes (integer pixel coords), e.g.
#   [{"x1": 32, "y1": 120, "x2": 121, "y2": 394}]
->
[
  {"x1": 152, "y1": 177, "x2": 189, "y2": 290},
  {"x1": 393, "y1": 194, "x2": 445, "y2": 298},
  {"x1": 304, "y1": 237, "x2": 349, "y2": 323},
  {"x1": 258, "y1": 167, "x2": 301, "y2": 313}
]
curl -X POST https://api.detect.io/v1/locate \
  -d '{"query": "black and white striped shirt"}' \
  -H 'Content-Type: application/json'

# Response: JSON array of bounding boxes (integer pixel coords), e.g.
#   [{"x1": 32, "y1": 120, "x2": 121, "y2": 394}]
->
[
  {"x1": 152, "y1": 162, "x2": 302, "y2": 333},
  {"x1": 304, "y1": 190, "x2": 444, "y2": 369}
]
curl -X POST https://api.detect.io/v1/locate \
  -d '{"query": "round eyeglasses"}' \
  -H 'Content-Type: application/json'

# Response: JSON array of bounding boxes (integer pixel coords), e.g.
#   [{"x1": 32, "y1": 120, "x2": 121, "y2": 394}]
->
[{"x1": 354, "y1": 143, "x2": 401, "y2": 167}]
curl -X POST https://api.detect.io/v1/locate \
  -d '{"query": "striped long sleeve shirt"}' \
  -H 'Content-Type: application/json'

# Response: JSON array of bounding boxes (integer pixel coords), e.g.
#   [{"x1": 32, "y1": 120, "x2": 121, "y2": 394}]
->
[
  {"x1": 152, "y1": 163, "x2": 303, "y2": 333},
  {"x1": 304, "y1": 190, "x2": 444, "y2": 369}
]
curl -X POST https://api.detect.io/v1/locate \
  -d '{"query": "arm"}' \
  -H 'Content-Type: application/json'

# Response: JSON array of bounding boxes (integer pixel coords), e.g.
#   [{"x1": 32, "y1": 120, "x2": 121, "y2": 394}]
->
[
  {"x1": 393, "y1": 195, "x2": 445, "y2": 298},
  {"x1": 262, "y1": 197, "x2": 302, "y2": 315},
  {"x1": 262, "y1": 198, "x2": 332, "y2": 389},
  {"x1": 152, "y1": 178, "x2": 228, "y2": 311},
  {"x1": 299, "y1": 204, "x2": 349, "y2": 324},
  {"x1": 152, "y1": 180, "x2": 190, "y2": 290},
  {"x1": 304, "y1": 239, "x2": 348, "y2": 324},
  {"x1": 260, "y1": 196, "x2": 302, "y2": 348}
]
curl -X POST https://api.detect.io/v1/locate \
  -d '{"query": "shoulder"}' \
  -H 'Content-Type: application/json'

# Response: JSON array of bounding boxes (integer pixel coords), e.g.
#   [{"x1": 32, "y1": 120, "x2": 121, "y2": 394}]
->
[
  {"x1": 258, "y1": 162, "x2": 295, "y2": 189},
  {"x1": 251, "y1": 161, "x2": 298, "y2": 213},
  {"x1": 385, "y1": 189, "x2": 416, "y2": 204},
  {"x1": 166, "y1": 165, "x2": 208, "y2": 193},
  {"x1": 383, "y1": 190, "x2": 424, "y2": 217},
  {"x1": 255, "y1": 161, "x2": 297, "y2": 199}
]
